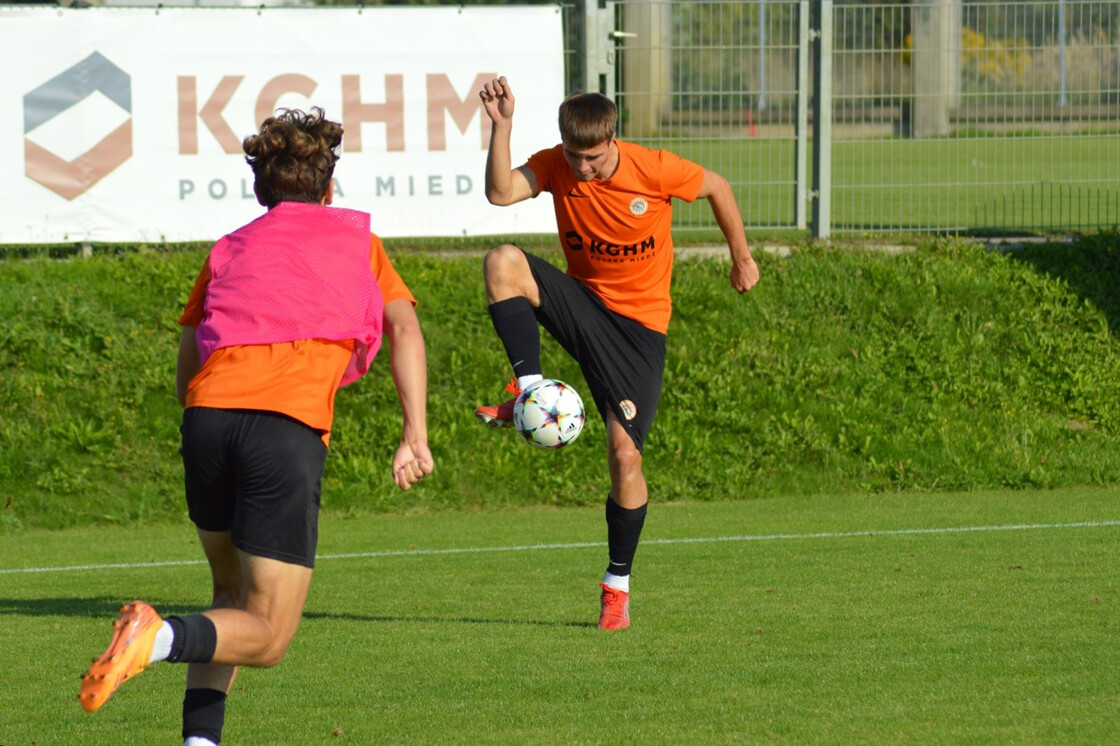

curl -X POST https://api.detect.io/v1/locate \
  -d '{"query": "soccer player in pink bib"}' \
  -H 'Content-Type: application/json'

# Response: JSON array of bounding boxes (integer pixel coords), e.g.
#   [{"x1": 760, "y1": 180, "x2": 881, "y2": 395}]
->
[{"x1": 78, "y1": 108, "x2": 433, "y2": 745}]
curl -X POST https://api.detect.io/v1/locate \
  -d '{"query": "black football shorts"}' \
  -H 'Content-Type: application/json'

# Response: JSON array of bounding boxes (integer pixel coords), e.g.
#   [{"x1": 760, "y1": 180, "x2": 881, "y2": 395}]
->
[
  {"x1": 524, "y1": 250, "x2": 666, "y2": 452},
  {"x1": 180, "y1": 407, "x2": 328, "y2": 568}
]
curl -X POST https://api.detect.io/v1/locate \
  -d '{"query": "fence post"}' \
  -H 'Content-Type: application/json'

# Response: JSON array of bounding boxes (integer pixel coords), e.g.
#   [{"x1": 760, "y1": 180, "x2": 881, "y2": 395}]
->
[
  {"x1": 795, "y1": 1, "x2": 810, "y2": 231},
  {"x1": 620, "y1": 0, "x2": 671, "y2": 138},
  {"x1": 1058, "y1": 0, "x2": 1068, "y2": 106},
  {"x1": 811, "y1": 0, "x2": 832, "y2": 239},
  {"x1": 911, "y1": 0, "x2": 957, "y2": 138},
  {"x1": 581, "y1": 0, "x2": 618, "y2": 98}
]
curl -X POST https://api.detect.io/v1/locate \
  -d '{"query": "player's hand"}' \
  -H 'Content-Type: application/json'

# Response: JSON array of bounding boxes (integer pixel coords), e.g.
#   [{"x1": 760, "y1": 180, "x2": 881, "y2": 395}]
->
[
  {"x1": 731, "y1": 255, "x2": 760, "y2": 294},
  {"x1": 480, "y1": 76, "x2": 515, "y2": 125},
  {"x1": 391, "y1": 440, "x2": 434, "y2": 491}
]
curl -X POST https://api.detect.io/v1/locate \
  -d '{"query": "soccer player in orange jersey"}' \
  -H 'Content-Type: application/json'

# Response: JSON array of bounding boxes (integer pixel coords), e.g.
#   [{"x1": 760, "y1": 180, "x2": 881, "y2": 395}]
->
[
  {"x1": 474, "y1": 76, "x2": 759, "y2": 630},
  {"x1": 78, "y1": 108, "x2": 433, "y2": 744}
]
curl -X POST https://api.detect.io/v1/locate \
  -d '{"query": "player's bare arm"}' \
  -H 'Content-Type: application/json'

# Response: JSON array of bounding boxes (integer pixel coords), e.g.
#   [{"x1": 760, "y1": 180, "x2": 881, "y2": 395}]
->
[
  {"x1": 697, "y1": 168, "x2": 760, "y2": 294},
  {"x1": 480, "y1": 76, "x2": 537, "y2": 206},
  {"x1": 176, "y1": 325, "x2": 201, "y2": 407},
  {"x1": 384, "y1": 298, "x2": 434, "y2": 490}
]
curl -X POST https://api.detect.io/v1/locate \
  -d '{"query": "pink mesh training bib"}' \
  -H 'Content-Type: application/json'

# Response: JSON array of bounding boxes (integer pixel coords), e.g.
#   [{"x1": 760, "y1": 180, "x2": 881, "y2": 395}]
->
[{"x1": 196, "y1": 202, "x2": 384, "y2": 387}]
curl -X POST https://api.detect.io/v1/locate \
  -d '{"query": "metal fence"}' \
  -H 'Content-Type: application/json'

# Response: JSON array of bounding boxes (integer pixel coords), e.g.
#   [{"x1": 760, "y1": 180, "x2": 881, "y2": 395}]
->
[{"x1": 574, "y1": 0, "x2": 1120, "y2": 238}]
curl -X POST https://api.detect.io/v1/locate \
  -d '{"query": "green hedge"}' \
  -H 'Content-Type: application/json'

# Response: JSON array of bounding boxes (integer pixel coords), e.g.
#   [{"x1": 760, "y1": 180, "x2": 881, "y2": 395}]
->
[{"x1": 2, "y1": 233, "x2": 1118, "y2": 531}]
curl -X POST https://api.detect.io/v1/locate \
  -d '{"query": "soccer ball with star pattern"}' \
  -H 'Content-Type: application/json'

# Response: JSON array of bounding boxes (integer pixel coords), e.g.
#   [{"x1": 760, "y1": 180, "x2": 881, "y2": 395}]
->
[{"x1": 513, "y1": 379, "x2": 585, "y2": 449}]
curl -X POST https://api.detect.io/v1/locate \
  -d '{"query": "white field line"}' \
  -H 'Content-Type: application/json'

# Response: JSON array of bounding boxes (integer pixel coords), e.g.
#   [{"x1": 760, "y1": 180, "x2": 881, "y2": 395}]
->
[{"x1": 2, "y1": 519, "x2": 1118, "y2": 577}]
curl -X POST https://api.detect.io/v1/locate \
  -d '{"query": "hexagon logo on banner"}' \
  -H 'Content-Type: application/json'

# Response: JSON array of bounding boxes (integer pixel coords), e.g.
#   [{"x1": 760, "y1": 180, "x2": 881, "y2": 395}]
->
[{"x1": 24, "y1": 52, "x2": 133, "y2": 201}]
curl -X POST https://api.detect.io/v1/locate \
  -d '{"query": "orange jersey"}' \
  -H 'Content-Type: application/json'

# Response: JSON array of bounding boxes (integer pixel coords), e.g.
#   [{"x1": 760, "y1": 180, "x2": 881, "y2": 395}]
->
[
  {"x1": 178, "y1": 234, "x2": 414, "y2": 443},
  {"x1": 526, "y1": 139, "x2": 705, "y2": 334}
]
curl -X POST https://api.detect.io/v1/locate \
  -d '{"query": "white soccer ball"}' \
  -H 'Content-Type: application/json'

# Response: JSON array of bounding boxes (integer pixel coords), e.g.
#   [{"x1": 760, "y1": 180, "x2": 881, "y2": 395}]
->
[{"x1": 513, "y1": 379, "x2": 585, "y2": 449}]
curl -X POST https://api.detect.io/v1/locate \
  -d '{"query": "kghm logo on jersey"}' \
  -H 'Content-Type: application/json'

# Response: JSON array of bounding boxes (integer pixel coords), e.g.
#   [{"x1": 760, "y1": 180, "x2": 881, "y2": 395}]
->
[
  {"x1": 24, "y1": 52, "x2": 133, "y2": 200},
  {"x1": 564, "y1": 231, "x2": 656, "y2": 260},
  {"x1": 629, "y1": 197, "x2": 648, "y2": 216}
]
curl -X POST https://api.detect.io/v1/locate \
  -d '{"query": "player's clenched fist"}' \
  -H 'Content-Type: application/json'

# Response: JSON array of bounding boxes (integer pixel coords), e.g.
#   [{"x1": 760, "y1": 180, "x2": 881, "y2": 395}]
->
[{"x1": 480, "y1": 76, "x2": 515, "y2": 123}]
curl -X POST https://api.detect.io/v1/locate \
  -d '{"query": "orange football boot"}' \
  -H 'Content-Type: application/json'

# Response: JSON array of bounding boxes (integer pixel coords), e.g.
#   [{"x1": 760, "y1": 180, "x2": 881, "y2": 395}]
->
[
  {"x1": 79, "y1": 600, "x2": 162, "y2": 712},
  {"x1": 474, "y1": 377, "x2": 521, "y2": 427},
  {"x1": 598, "y1": 583, "x2": 631, "y2": 631}
]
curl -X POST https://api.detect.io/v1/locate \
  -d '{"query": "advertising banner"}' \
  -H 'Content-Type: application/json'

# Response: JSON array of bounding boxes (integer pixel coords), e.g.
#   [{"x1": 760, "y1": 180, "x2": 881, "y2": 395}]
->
[{"x1": 2, "y1": 5, "x2": 564, "y2": 243}]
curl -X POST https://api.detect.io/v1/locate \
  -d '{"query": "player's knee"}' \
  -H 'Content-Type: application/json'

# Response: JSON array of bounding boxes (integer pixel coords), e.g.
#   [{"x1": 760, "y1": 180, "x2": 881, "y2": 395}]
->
[
  {"x1": 257, "y1": 643, "x2": 291, "y2": 668},
  {"x1": 609, "y1": 438, "x2": 643, "y2": 476},
  {"x1": 250, "y1": 633, "x2": 296, "y2": 668},
  {"x1": 483, "y1": 244, "x2": 526, "y2": 285}
]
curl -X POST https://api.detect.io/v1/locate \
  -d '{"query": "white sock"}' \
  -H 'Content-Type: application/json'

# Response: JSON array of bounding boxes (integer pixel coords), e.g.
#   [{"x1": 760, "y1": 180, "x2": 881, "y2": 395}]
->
[
  {"x1": 602, "y1": 571, "x2": 630, "y2": 593},
  {"x1": 150, "y1": 620, "x2": 174, "y2": 664},
  {"x1": 517, "y1": 374, "x2": 543, "y2": 391},
  {"x1": 184, "y1": 738, "x2": 219, "y2": 746}
]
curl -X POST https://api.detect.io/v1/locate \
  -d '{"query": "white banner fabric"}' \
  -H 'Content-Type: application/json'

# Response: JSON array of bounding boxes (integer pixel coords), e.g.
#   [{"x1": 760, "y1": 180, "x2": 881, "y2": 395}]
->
[{"x1": 1, "y1": 6, "x2": 564, "y2": 243}]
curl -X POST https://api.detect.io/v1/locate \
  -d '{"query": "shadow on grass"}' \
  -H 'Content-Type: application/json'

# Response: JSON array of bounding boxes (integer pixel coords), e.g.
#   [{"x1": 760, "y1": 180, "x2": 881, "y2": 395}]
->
[
  {"x1": 304, "y1": 610, "x2": 596, "y2": 630},
  {"x1": 0, "y1": 597, "x2": 205, "y2": 619},
  {"x1": 0, "y1": 597, "x2": 596, "y2": 629},
  {"x1": 999, "y1": 231, "x2": 1120, "y2": 335}
]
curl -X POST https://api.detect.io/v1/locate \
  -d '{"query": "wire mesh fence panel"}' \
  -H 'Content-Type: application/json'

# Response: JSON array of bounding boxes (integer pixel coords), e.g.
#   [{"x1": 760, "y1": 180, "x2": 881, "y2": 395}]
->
[
  {"x1": 374, "y1": 0, "x2": 1118, "y2": 247},
  {"x1": 830, "y1": 0, "x2": 1120, "y2": 234},
  {"x1": 612, "y1": 0, "x2": 805, "y2": 235},
  {"x1": 607, "y1": 0, "x2": 1119, "y2": 237}
]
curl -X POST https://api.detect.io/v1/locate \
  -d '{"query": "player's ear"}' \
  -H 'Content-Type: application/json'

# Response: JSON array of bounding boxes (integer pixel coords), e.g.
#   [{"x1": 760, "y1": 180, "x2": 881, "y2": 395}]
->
[{"x1": 322, "y1": 179, "x2": 334, "y2": 206}]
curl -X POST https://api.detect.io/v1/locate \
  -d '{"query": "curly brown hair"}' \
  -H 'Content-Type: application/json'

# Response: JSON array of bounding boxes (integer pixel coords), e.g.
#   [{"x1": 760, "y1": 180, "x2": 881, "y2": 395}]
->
[{"x1": 243, "y1": 107, "x2": 343, "y2": 208}]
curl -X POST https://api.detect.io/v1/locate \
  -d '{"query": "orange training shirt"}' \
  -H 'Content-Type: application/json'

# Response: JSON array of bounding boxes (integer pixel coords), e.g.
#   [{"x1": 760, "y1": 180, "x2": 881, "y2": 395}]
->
[
  {"x1": 526, "y1": 139, "x2": 705, "y2": 334},
  {"x1": 178, "y1": 234, "x2": 414, "y2": 444}
]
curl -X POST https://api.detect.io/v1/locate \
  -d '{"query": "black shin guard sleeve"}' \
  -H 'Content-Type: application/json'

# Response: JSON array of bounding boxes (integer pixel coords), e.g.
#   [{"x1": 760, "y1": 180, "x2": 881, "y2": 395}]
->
[
  {"x1": 165, "y1": 614, "x2": 218, "y2": 664},
  {"x1": 605, "y1": 498, "x2": 648, "y2": 576},
  {"x1": 488, "y1": 297, "x2": 542, "y2": 378},
  {"x1": 182, "y1": 687, "x2": 227, "y2": 744}
]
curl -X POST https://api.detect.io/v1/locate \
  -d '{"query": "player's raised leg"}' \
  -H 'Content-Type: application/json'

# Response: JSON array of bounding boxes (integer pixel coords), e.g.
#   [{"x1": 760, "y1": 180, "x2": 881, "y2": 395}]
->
[
  {"x1": 202, "y1": 554, "x2": 312, "y2": 668},
  {"x1": 476, "y1": 244, "x2": 545, "y2": 426},
  {"x1": 80, "y1": 544, "x2": 311, "y2": 728}
]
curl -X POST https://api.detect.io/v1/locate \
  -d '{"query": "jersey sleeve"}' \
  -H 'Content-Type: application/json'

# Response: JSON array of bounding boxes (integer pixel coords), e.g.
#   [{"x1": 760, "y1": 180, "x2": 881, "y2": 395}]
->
[
  {"x1": 525, "y1": 145, "x2": 563, "y2": 195},
  {"x1": 369, "y1": 234, "x2": 416, "y2": 306},
  {"x1": 178, "y1": 255, "x2": 212, "y2": 326},
  {"x1": 659, "y1": 149, "x2": 706, "y2": 203}
]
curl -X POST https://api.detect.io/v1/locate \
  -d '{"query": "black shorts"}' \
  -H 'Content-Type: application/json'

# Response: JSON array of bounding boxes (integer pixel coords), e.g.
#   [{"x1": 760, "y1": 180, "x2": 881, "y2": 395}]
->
[
  {"x1": 180, "y1": 407, "x2": 328, "y2": 568},
  {"x1": 524, "y1": 251, "x2": 667, "y2": 452}
]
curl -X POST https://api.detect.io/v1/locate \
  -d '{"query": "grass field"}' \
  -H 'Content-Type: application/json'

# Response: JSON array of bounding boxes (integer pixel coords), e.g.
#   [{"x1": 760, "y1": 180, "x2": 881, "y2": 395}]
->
[
  {"x1": 4, "y1": 236, "x2": 1120, "y2": 532},
  {"x1": 2, "y1": 487, "x2": 1118, "y2": 744},
  {"x1": 2, "y1": 232, "x2": 1119, "y2": 742},
  {"x1": 657, "y1": 135, "x2": 1120, "y2": 233}
]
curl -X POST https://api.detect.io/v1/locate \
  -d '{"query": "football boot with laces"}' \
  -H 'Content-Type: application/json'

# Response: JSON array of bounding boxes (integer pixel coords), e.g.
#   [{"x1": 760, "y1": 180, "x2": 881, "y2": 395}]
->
[
  {"x1": 79, "y1": 601, "x2": 162, "y2": 712},
  {"x1": 474, "y1": 377, "x2": 521, "y2": 427},
  {"x1": 598, "y1": 583, "x2": 631, "y2": 631}
]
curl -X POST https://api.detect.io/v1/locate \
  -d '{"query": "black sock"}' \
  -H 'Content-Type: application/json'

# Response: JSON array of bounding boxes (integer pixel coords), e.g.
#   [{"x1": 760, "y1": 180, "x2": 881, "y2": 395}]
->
[
  {"x1": 183, "y1": 687, "x2": 227, "y2": 744},
  {"x1": 166, "y1": 614, "x2": 218, "y2": 664},
  {"x1": 488, "y1": 297, "x2": 542, "y2": 379},
  {"x1": 605, "y1": 497, "x2": 648, "y2": 577}
]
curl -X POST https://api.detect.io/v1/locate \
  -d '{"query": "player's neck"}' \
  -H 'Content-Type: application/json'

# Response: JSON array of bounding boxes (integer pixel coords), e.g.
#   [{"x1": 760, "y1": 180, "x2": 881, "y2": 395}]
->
[{"x1": 598, "y1": 140, "x2": 620, "y2": 180}]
